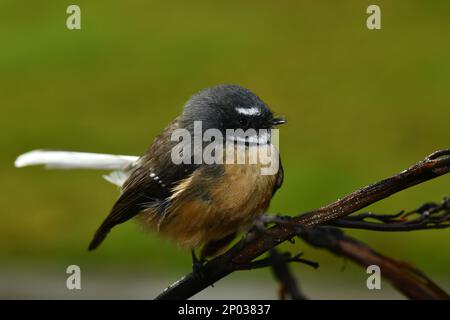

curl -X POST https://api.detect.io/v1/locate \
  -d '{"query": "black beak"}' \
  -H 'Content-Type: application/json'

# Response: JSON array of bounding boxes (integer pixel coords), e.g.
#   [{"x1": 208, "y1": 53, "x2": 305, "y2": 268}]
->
[{"x1": 272, "y1": 117, "x2": 286, "y2": 126}]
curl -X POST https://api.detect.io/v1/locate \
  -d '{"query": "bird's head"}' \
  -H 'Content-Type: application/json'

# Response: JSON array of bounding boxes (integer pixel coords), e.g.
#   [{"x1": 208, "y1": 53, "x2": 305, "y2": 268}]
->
[{"x1": 181, "y1": 84, "x2": 286, "y2": 144}]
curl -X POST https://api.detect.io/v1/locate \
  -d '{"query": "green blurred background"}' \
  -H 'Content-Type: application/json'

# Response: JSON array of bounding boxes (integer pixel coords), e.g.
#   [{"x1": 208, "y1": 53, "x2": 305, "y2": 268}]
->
[{"x1": 1, "y1": 0, "x2": 449, "y2": 299}]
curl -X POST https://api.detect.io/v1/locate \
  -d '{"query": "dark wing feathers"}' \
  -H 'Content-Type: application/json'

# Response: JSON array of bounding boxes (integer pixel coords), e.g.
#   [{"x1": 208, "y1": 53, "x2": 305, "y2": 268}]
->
[
  {"x1": 272, "y1": 155, "x2": 284, "y2": 196},
  {"x1": 88, "y1": 166, "x2": 159, "y2": 250},
  {"x1": 88, "y1": 118, "x2": 198, "y2": 250}
]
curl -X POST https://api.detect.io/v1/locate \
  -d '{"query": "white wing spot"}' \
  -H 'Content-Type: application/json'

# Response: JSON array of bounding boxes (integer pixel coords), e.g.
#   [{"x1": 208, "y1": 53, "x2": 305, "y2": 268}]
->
[{"x1": 150, "y1": 171, "x2": 164, "y2": 186}]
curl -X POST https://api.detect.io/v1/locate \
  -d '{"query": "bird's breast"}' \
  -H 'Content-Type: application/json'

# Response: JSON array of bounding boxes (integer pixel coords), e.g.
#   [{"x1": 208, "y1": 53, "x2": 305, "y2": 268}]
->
[{"x1": 138, "y1": 143, "x2": 279, "y2": 248}]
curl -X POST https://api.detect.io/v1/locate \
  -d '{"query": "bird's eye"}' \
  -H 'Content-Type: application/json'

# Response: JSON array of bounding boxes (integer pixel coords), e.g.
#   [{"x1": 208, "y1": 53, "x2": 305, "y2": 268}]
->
[{"x1": 238, "y1": 118, "x2": 248, "y2": 127}]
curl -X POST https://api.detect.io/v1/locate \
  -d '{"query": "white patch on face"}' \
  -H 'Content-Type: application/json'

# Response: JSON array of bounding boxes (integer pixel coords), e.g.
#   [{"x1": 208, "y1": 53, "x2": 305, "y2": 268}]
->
[
  {"x1": 235, "y1": 107, "x2": 260, "y2": 116},
  {"x1": 226, "y1": 130, "x2": 271, "y2": 145}
]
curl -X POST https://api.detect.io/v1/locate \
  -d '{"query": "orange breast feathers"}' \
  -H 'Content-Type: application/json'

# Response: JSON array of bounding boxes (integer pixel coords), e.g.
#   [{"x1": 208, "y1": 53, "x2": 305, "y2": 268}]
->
[{"x1": 137, "y1": 144, "x2": 279, "y2": 248}]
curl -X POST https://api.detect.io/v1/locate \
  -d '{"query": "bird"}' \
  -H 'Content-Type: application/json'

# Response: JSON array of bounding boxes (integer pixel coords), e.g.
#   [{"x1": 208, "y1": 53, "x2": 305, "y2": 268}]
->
[{"x1": 15, "y1": 84, "x2": 286, "y2": 262}]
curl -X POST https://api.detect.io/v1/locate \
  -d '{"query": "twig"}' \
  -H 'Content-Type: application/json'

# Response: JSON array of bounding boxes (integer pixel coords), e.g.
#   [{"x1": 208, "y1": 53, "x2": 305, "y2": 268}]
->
[
  {"x1": 269, "y1": 249, "x2": 309, "y2": 300},
  {"x1": 156, "y1": 148, "x2": 450, "y2": 300},
  {"x1": 330, "y1": 198, "x2": 450, "y2": 231},
  {"x1": 234, "y1": 251, "x2": 318, "y2": 271},
  {"x1": 299, "y1": 226, "x2": 450, "y2": 300},
  {"x1": 234, "y1": 249, "x2": 313, "y2": 299}
]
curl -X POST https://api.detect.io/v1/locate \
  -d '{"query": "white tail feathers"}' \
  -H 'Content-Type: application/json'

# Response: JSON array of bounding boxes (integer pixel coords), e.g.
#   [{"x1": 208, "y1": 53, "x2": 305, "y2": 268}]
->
[
  {"x1": 103, "y1": 171, "x2": 131, "y2": 187},
  {"x1": 15, "y1": 150, "x2": 138, "y2": 170},
  {"x1": 15, "y1": 150, "x2": 140, "y2": 187}
]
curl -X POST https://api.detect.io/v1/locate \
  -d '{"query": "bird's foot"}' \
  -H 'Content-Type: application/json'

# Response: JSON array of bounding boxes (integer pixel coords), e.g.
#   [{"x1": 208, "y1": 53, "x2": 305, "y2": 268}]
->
[
  {"x1": 244, "y1": 214, "x2": 291, "y2": 242},
  {"x1": 191, "y1": 250, "x2": 207, "y2": 279}
]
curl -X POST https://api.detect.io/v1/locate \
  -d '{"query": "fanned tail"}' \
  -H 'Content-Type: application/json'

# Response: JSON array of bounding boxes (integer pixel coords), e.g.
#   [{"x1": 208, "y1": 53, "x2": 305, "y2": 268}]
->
[
  {"x1": 15, "y1": 150, "x2": 138, "y2": 170},
  {"x1": 15, "y1": 150, "x2": 139, "y2": 187}
]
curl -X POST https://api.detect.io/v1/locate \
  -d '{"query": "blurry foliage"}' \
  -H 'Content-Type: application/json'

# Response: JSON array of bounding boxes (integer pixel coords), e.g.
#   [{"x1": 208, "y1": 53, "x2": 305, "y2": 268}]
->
[{"x1": 0, "y1": 1, "x2": 449, "y2": 278}]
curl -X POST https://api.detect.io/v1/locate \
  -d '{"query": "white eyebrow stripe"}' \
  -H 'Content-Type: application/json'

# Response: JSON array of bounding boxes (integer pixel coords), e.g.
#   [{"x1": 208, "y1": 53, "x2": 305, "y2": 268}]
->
[{"x1": 235, "y1": 107, "x2": 260, "y2": 116}]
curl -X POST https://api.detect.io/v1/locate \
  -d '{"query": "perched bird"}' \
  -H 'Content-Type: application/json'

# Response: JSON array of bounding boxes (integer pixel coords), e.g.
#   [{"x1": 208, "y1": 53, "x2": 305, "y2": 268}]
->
[{"x1": 15, "y1": 84, "x2": 286, "y2": 261}]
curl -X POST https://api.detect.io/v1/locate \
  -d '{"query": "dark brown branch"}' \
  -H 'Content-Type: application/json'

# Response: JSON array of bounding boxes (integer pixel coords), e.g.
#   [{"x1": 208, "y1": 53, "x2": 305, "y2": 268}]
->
[
  {"x1": 235, "y1": 249, "x2": 313, "y2": 299},
  {"x1": 269, "y1": 249, "x2": 308, "y2": 300},
  {"x1": 330, "y1": 198, "x2": 450, "y2": 231},
  {"x1": 156, "y1": 148, "x2": 450, "y2": 300},
  {"x1": 234, "y1": 251, "x2": 318, "y2": 271},
  {"x1": 299, "y1": 227, "x2": 450, "y2": 300}
]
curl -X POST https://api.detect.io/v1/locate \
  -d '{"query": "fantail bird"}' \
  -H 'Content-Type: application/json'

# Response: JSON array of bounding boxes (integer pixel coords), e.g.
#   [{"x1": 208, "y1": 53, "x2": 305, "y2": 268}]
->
[{"x1": 15, "y1": 84, "x2": 286, "y2": 260}]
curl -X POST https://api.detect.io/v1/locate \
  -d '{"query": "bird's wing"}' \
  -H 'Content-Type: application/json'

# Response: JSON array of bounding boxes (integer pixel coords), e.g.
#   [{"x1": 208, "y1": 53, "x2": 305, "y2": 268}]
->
[
  {"x1": 272, "y1": 155, "x2": 284, "y2": 195},
  {"x1": 88, "y1": 118, "x2": 199, "y2": 250}
]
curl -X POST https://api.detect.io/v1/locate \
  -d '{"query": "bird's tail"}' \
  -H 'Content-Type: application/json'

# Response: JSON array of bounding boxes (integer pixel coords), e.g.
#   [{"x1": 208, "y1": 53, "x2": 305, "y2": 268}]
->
[
  {"x1": 88, "y1": 223, "x2": 111, "y2": 251},
  {"x1": 15, "y1": 150, "x2": 139, "y2": 187},
  {"x1": 15, "y1": 150, "x2": 138, "y2": 170}
]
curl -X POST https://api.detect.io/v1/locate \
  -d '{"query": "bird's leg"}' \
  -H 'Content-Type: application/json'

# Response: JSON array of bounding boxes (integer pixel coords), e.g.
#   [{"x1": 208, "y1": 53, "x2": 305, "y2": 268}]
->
[
  {"x1": 200, "y1": 233, "x2": 236, "y2": 260},
  {"x1": 191, "y1": 249, "x2": 207, "y2": 278}
]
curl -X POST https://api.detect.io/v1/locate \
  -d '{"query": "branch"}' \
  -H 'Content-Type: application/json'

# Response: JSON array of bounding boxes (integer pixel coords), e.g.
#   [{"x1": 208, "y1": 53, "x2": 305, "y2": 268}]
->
[
  {"x1": 299, "y1": 227, "x2": 450, "y2": 300},
  {"x1": 330, "y1": 198, "x2": 450, "y2": 231},
  {"x1": 232, "y1": 250, "x2": 317, "y2": 300},
  {"x1": 156, "y1": 148, "x2": 450, "y2": 300},
  {"x1": 268, "y1": 249, "x2": 312, "y2": 300},
  {"x1": 234, "y1": 251, "x2": 318, "y2": 271}
]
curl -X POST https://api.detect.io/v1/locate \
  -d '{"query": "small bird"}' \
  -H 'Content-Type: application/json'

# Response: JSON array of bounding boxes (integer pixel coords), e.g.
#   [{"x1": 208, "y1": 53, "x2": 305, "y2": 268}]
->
[{"x1": 15, "y1": 84, "x2": 286, "y2": 261}]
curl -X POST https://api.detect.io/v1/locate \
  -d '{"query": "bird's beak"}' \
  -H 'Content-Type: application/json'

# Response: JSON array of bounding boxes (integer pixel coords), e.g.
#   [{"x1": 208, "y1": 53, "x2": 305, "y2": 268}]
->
[{"x1": 272, "y1": 117, "x2": 286, "y2": 126}]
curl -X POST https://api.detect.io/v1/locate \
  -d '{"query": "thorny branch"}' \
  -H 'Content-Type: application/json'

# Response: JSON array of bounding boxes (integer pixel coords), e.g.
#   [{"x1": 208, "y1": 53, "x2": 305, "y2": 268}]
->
[
  {"x1": 330, "y1": 198, "x2": 450, "y2": 231},
  {"x1": 156, "y1": 149, "x2": 450, "y2": 300}
]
